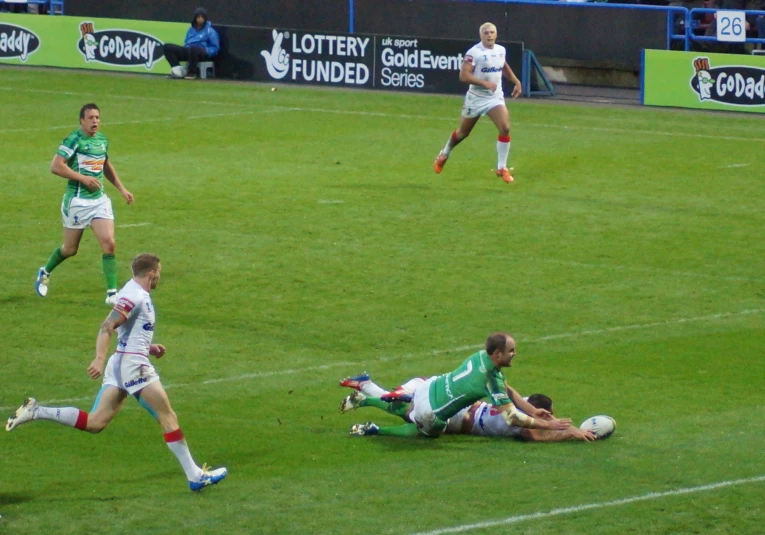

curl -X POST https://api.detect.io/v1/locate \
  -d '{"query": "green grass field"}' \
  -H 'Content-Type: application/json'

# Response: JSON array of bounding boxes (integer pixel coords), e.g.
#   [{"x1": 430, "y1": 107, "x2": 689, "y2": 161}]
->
[{"x1": 1, "y1": 67, "x2": 764, "y2": 535}]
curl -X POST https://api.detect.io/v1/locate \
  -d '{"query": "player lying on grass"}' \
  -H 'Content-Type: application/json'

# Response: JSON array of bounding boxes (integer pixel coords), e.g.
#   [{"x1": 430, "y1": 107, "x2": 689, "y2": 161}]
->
[
  {"x1": 340, "y1": 373, "x2": 596, "y2": 442},
  {"x1": 341, "y1": 333, "x2": 572, "y2": 438}
]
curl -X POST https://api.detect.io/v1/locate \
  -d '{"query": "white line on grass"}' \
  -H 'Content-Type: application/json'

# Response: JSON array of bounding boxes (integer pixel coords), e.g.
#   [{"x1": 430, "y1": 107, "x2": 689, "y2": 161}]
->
[
  {"x1": 719, "y1": 163, "x2": 750, "y2": 169},
  {"x1": 1, "y1": 308, "x2": 760, "y2": 412},
  {"x1": 410, "y1": 474, "x2": 765, "y2": 535},
  {"x1": 117, "y1": 222, "x2": 151, "y2": 228},
  {"x1": 3, "y1": 86, "x2": 764, "y2": 142},
  {"x1": 0, "y1": 109, "x2": 272, "y2": 134}
]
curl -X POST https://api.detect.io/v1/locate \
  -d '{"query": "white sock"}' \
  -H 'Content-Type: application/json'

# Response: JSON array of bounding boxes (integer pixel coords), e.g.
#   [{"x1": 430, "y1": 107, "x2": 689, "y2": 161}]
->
[
  {"x1": 497, "y1": 136, "x2": 511, "y2": 169},
  {"x1": 36, "y1": 406, "x2": 80, "y2": 427},
  {"x1": 359, "y1": 381, "x2": 388, "y2": 398},
  {"x1": 442, "y1": 130, "x2": 461, "y2": 156},
  {"x1": 165, "y1": 430, "x2": 203, "y2": 480}
]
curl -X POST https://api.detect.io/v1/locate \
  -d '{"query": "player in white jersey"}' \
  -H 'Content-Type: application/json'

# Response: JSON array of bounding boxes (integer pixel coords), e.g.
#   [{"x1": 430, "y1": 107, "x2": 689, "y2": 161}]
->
[
  {"x1": 432, "y1": 22, "x2": 522, "y2": 184},
  {"x1": 339, "y1": 373, "x2": 596, "y2": 441},
  {"x1": 6, "y1": 253, "x2": 228, "y2": 491}
]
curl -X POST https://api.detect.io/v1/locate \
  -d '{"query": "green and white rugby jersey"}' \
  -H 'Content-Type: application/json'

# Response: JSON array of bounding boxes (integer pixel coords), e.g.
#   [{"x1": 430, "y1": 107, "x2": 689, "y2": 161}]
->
[
  {"x1": 56, "y1": 128, "x2": 109, "y2": 202},
  {"x1": 429, "y1": 350, "x2": 511, "y2": 421}
]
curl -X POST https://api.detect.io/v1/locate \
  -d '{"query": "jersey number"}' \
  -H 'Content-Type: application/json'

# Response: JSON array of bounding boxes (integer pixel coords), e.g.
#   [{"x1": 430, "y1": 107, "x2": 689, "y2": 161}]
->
[{"x1": 452, "y1": 360, "x2": 473, "y2": 381}]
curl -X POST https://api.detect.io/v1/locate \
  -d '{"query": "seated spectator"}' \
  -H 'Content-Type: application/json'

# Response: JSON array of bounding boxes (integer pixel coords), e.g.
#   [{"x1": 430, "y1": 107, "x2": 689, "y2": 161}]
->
[{"x1": 165, "y1": 7, "x2": 220, "y2": 80}]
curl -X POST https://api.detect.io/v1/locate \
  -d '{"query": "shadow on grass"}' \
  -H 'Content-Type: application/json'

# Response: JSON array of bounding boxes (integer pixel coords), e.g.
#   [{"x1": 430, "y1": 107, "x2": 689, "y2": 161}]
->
[{"x1": 0, "y1": 493, "x2": 33, "y2": 506}]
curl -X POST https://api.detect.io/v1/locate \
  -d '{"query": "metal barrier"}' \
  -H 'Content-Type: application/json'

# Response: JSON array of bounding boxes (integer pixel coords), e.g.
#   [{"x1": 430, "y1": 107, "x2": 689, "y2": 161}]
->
[
  {"x1": 0, "y1": 0, "x2": 63, "y2": 14},
  {"x1": 687, "y1": 8, "x2": 765, "y2": 46},
  {"x1": 470, "y1": 0, "x2": 689, "y2": 50}
]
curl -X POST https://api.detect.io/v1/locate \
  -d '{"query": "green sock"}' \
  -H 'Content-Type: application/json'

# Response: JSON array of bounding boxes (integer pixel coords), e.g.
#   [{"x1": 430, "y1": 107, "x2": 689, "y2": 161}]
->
[
  {"x1": 44, "y1": 248, "x2": 66, "y2": 273},
  {"x1": 377, "y1": 423, "x2": 420, "y2": 437},
  {"x1": 360, "y1": 397, "x2": 411, "y2": 419},
  {"x1": 102, "y1": 253, "x2": 118, "y2": 290}
]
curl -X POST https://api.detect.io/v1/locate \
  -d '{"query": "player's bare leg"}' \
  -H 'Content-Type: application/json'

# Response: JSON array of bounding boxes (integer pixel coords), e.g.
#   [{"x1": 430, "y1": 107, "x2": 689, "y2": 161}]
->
[
  {"x1": 36, "y1": 228, "x2": 84, "y2": 297},
  {"x1": 91, "y1": 218, "x2": 118, "y2": 305},
  {"x1": 139, "y1": 381, "x2": 227, "y2": 491},
  {"x1": 434, "y1": 116, "x2": 479, "y2": 173},
  {"x1": 487, "y1": 104, "x2": 513, "y2": 183},
  {"x1": 5, "y1": 386, "x2": 123, "y2": 433}
]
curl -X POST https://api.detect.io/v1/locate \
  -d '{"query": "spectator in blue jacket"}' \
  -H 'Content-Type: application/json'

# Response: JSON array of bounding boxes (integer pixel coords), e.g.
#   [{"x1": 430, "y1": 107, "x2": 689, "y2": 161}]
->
[{"x1": 165, "y1": 7, "x2": 220, "y2": 79}]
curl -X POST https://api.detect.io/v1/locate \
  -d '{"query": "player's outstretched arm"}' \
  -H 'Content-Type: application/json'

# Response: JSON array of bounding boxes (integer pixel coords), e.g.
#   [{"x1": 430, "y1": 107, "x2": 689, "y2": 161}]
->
[
  {"x1": 521, "y1": 427, "x2": 597, "y2": 442},
  {"x1": 50, "y1": 154, "x2": 101, "y2": 192},
  {"x1": 104, "y1": 160, "x2": 134, "y2": 204},
  {"x1": 89, "y1": 309, "x2": 127, "y2": 380},
  {"x1": 506, "y1": 385, "x2": 553, "y2": 421},
  {"x1": 502, "y1": 405, "x2": 571, "y2": 431}
]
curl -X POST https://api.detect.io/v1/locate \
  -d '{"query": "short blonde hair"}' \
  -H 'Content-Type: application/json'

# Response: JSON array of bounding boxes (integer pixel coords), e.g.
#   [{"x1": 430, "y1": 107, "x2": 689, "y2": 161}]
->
[{"x1": 479, "y1": 22, "x2": 497, "y2": 35}]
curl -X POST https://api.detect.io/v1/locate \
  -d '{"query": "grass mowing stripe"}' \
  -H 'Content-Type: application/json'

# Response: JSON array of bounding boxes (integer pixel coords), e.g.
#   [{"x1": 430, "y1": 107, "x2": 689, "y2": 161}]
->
[
  {"x1": 2, "y1": 307, "x2": 759, "y2": 412},
  {"x1": 411, "y1": 475, "x2": 765, "y2": 535},
  {"x1": 3, "y1": 86, "x2": 765, "y2": 142}
]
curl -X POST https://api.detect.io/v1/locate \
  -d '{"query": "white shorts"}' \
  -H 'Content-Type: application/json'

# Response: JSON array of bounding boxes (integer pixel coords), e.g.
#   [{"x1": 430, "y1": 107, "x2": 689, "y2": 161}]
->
[
  {"x1": 61, "y1": 195, "x2": 114, "y2": 229},
  {"x1": 462, "y1": 91, "x2": 506, "y2": 119},
  {"x1": 410, "y1": 377, "x2": 447, "y2": 437},
  {"x1": 102, "y1": 352, "x2": 160, "y2": 395}
]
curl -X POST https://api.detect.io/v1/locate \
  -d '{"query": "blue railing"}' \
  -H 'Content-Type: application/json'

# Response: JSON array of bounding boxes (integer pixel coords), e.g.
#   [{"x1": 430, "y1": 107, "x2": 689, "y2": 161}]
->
[
  {"x1": 0, "y1": 0, "x2": 63, "y2": 15},
  {"x1": 687, "y1": 8, "x2": 765, "y2": 46}
]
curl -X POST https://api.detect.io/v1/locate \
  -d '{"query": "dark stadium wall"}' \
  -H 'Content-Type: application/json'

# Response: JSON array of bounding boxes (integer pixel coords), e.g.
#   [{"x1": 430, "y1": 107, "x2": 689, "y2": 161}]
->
[{"x1": 65, "y1": 0, "x2": 666, "y2": 71}]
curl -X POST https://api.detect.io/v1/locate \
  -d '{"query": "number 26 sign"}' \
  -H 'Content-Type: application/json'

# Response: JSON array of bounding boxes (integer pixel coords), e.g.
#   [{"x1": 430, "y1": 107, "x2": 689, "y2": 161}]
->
[{"x1": 717, "y1": 11, "x2": 746, "y2": 43}]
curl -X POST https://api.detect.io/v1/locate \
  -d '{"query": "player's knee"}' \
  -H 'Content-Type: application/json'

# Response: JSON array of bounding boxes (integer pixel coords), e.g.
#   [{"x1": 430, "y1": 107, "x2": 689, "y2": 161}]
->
[
  {"x1": 61, "y1": 245, "x2": 78, "y2": 258},
  {"x1": 101, "y1": 240, "x2": 116, "y2": 254},
  {"x1": 498, "y1": 126, "x2": 510, "y2": 137},
  {"x1": 86, "y1": 420, "x2": 109, "y2": 433}
]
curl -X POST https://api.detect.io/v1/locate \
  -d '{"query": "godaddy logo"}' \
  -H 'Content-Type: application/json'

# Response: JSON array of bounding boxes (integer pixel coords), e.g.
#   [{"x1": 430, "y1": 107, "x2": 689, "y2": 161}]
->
[
  {"x1": 0, "y1": 23, "x2": 40, "y2": 62},
  {"x1": 77, "y1": 21, "x2": 163, "y2": 69},
  {"x1": 261, "y1": 29, "x2": 290, "y2": 79},
  {"x1": 691, "y1": 56, "x2": 765, "y2": 106}
]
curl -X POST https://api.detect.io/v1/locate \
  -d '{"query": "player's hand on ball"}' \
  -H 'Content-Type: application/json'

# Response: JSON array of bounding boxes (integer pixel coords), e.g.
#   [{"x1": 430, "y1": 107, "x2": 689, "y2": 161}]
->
[
  {"x1": 150, "y1": 344, "x2": 166, "y2": 358},
  {"x1": 87, "y1": 358, "x2": 105, "y2": 380}
]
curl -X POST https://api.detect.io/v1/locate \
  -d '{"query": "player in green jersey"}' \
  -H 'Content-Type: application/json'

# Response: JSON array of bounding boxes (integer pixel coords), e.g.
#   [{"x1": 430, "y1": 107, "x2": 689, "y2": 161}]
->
[
  {"x1": 35, "y1": 103, "x2": 134, "y2": 305},
  {"x1": 348, "y1": 333, "x2": 572, "y2": 438}
]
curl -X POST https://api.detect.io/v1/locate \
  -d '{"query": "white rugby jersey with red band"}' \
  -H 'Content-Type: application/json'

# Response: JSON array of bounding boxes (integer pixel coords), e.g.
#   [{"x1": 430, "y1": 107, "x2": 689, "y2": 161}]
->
[
  {"x1": 464, "y1": 42, "x2": 506, "y2": 99},
  {"x1": 113, "y1": 279, "x2": 155, "y2": 357}
]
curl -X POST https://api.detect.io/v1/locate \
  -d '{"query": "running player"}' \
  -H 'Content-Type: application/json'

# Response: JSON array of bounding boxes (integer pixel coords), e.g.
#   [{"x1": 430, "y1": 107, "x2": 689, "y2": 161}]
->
[
  {"x1": 8, "y1": 253, "x2": 227, "y2": 491},
  {"x1": 432, "y1": 22, "x2": 522, "y2": 184},
  {"x1": 35, "y1": 103, "x2": 134, "y2": 305},
  {"x1": 346, "y1": 333, "x2": 571, "y2": 437}
]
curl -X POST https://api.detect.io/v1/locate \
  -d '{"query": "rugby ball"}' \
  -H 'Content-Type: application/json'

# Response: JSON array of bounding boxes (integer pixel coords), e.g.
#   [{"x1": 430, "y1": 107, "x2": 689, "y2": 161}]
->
[{"x1": 580, "y1": 415, "x2": 616, "y2": 440}]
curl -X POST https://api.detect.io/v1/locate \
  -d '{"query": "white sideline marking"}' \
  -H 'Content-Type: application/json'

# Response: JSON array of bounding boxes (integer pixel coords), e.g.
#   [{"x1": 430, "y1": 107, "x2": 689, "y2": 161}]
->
[
  {"x1": 411, "y1": 475, "x2": 765, "y2": 535},
  {"x1": 0, "y1": 109, "x2": 273, "y2": 134},
  {"x1": 318, "y1": 199, "x2": 344, "y2": 204},
  {"x1": 117, "y1": 222, "x2": 151, "y2": 228},
  {"x1": 719, "y1": 163, "x2": 750, "y2": 169},
  {"x1": 1, "y1": 308, "x2": 761, "y2": 413},
  {"x1": 2, "y1": 86, "x2": 764, "y2": 142}
]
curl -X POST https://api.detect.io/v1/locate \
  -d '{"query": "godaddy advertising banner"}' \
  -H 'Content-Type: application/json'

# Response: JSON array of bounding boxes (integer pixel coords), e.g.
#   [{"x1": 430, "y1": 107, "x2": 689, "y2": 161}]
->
[
  {"x1": 642, "y1": 49, "x2": 765, "y2": 114},
  {"x1": 257, "y1": 27, "x2": 523, "y2": 94},
  {"x1": 0, "y1": 13, "x2": 187, "y2": 73}
]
